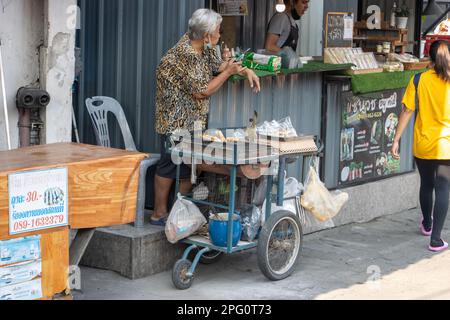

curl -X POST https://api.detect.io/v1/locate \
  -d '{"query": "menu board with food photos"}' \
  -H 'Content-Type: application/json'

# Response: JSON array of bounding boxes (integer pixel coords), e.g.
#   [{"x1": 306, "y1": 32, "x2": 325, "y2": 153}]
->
[{"x1": 339, "y1": 89, "x2": 403, "y2": 186}]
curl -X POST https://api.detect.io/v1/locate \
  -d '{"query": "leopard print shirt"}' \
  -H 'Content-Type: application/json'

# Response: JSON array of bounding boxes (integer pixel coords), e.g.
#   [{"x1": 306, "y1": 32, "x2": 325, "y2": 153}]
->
[{"x1": 155, "y1": 34, "x2": 223, "y2": 135}]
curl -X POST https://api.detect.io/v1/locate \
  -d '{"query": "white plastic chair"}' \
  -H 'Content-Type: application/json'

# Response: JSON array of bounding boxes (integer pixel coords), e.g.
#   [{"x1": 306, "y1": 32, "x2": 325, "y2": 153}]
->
[{"x1": 85, "y1": 96, "x2": 160, "y2": 227}]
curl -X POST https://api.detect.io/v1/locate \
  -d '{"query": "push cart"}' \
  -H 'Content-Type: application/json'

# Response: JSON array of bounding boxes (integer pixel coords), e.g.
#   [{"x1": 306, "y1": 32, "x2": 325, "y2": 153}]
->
[{"x1": 169, "y1": 134, "x2": 322, "y2": 290}]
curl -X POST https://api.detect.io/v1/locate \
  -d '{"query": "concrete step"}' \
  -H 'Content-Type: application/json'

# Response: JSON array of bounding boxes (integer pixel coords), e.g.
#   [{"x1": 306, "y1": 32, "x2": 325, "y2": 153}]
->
[{"x1": 80, "y1": 213, "x2": 186, "y2": 280}]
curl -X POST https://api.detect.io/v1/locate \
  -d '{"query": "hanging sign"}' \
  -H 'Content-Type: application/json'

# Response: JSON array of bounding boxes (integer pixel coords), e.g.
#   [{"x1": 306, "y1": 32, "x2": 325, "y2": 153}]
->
[
  {"x1": 217, "y1": 0, "x2": 249, "y2": 16},
  {"x1": 325, "y1": 12, "x2": 354, "y2": 48},
  {"x1": 9, "y1": 168, "x2": 69, "y2": 235}
]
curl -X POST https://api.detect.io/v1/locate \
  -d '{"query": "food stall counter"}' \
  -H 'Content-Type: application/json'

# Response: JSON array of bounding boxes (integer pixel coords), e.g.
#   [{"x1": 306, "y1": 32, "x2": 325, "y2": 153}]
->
[{"x1": 0, "y1": 142, "x2": 147, "y2": 239}]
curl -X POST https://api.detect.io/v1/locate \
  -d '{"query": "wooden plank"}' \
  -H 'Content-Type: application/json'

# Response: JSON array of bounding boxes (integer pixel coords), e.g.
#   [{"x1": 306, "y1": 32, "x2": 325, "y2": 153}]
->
[
  {"x1": 0, "y1": 143, "x2": 146, "y2": 175},
  {"x1": 0, "y1": 143, "x2": 147, "y2": 238},
  {"x1": 68, "y1": 156, "x2": 142, "y2": 229},
  {"x1": 69, "y1": 228, "x2": 96, "y2": 266},
  {"x1": 40, "y1": 227, "x2": 69, "y2": 299}
]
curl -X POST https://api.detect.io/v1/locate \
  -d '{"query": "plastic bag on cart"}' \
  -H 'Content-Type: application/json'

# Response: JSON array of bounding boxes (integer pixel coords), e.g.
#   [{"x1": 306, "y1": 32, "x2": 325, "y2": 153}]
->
[
  {"x1": 240, "y1": 205, "x2": 262, "y2": 242},
  {"x1": 300, "y1": 202, "x2": 335, "y2": 234},
  {"x1": 165, "y1": 194, "x2": 207, "y2": 244},
  {"x1": 256, "y1": 117, "x2": 298, "y2": 138},
  {"x1": 192, "y1": 182, "x2": 209, "y2": 201},
  {"x1": 261, "y1": 176, "x2": 304, "y2": 224},
  {"x1": 300, "y1": 159, "x2": 349, "y2": 222}
]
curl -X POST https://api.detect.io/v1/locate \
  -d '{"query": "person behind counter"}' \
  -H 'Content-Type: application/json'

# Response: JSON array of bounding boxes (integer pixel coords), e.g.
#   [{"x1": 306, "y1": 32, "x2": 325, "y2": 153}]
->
[
  {"x1": 391, "y1": 40, "x2": 450, "y2": 252},
  {"x1": 264, "y1": 0, "x2": 309, "y2": 54},
  {"x1": 152, "y1": 9, "x2": 261, "y2": 226}
]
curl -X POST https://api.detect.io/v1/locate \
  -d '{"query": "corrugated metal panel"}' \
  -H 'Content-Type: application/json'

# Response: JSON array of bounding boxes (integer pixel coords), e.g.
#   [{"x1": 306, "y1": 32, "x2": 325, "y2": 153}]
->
[
  {"x1": 299, "y1": 0, "x2": 324, "y2": 56},
  {"x1": 240, "y1": 0, "x2": 274, "y2": 51},
  {"x1": 76, "y1": 0, "x2": 206, "y2": 152},
  {"x1": 76, "y1": 0, "x2": 326, "y2": 155},
  {"x1": 209, "y1": 72, "x2": 323, "y2": 182}
]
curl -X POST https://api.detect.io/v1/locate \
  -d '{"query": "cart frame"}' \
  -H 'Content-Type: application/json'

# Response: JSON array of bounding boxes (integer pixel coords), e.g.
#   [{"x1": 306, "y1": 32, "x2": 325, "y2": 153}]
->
[{"x1": 170, "y1": 135, "x2": 323, "y2": 288}]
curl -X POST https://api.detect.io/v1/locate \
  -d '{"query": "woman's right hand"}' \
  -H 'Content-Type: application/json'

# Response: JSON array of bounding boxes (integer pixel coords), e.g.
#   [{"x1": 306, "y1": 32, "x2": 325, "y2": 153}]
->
[
  {"x1": 391, "y1": 140, "x2": 400, "y2": 160},
  {"x1": 225, "y1": 59, "x2": 245, "y2": 75}
]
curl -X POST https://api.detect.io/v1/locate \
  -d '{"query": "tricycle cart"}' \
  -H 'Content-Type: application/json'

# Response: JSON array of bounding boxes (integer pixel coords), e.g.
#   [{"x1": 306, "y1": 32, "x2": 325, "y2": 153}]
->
[{"x1": 169, "y1": 134, "x2": 322, "y2": 290}]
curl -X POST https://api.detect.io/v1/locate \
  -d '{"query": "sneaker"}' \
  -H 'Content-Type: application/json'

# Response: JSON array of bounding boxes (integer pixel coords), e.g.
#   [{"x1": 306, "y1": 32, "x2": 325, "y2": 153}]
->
[
  {"x1": 420, "y1": 219, "x2": 432, "y2": 237},
  {"x1": 150, "y1": 216, "x2": 168, "y2": 227},
  {"x1": 428, "y1": 240, "x2": 449, "y2": 252}
]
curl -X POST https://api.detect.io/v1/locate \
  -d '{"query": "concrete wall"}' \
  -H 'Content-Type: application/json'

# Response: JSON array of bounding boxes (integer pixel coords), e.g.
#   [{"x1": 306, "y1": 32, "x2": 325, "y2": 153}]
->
[
  {"x1": 0, "y1": 0, "x2": 75, "y2": 151},
  {"x1": 41, "y1": 0, "x2": 76, "y2": 144},
  {"x1": 0, "y1": 0, "x2": 45, "y2": 150}
]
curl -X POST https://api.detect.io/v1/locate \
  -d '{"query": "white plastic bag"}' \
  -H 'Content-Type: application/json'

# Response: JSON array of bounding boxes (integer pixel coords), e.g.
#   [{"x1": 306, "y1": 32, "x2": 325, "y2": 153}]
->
[
  {"x1": 261, "y1": 176, "x2": 304, "y2": 224},
  {"x1": 192, "y1": 182, "x2": 209, "y2": 201},
  {"x1": 241, "y1": 205, "x2": 262, "y2": 242},
  {"x1": 300, "y1": 164, "x2": 349, "y2": 222},
  {"x1": 165, "y1": 195, "x2": 207, "y2": 244}
]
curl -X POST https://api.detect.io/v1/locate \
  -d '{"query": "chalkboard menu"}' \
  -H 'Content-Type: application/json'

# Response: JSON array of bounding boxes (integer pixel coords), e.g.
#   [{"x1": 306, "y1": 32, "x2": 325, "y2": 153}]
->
[
  {"x1": 325, "y1": 12, "x2": 354, "y2": 48},
  {"x1": 339, "y1": 89, "x2": 403, "y2": 186}
]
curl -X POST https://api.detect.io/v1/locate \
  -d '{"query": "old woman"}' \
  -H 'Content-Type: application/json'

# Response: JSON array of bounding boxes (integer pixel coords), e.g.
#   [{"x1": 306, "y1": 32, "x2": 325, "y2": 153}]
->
[{"x1": 152, "y1": 9, "x2": 260, "y2": 226}]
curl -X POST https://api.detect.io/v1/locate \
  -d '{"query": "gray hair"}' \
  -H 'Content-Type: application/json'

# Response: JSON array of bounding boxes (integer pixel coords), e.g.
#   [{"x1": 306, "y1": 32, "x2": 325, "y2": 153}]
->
[{"x1": 188, "y1": 9, "x2": 223, "y2": 40}]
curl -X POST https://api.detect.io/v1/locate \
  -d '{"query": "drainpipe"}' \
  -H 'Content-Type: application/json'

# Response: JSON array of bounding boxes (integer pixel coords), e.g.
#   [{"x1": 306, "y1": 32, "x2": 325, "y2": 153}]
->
[{"x1": 18, "y1": 108, "x2": 32, "y2": 148}]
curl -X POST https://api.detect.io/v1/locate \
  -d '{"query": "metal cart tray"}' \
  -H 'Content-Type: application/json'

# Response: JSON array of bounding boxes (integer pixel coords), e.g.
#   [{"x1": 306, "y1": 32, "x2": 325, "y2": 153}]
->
[{"x1": 183, "y1": 235, "x2": 257, "y2": 254}]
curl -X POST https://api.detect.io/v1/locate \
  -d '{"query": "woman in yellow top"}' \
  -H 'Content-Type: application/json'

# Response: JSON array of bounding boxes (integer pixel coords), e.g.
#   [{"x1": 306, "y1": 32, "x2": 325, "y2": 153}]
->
[{"x1": 392, "y1": 40, "x2": 450, "y2": 252}]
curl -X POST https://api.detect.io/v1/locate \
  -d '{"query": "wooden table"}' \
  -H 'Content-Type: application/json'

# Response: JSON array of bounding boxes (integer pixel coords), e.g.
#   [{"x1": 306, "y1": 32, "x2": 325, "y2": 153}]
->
[{"x1": 0, "y1": 143, "x2": 147, "y2": 299}]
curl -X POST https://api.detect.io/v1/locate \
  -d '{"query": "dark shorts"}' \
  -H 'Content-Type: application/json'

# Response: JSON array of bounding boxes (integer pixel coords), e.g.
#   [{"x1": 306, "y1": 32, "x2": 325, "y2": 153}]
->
[{"x1": 156, "y1": 135, "x2": 191, "y2": 180}]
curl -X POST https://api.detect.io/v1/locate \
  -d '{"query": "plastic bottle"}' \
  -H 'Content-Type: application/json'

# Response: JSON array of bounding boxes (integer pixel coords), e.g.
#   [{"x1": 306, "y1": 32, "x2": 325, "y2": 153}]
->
[
  {"x1": 221, "y1": 43, "x2": 231, "y2": 61},
  {"x1": 390, "y1": 2, "x2": 397, "y2": 28}
]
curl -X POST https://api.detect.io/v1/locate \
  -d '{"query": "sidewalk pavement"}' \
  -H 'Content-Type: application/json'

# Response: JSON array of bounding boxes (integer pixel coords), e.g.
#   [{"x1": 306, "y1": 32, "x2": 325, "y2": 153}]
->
[{"x1": 74, "y1": 207, "x2": 450, "y2": 300}]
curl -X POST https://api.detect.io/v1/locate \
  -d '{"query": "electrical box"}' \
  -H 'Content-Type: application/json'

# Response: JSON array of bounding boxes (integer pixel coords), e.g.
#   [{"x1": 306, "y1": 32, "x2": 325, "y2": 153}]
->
[{"x1": 16, "y1": 88, "x2": 51, "y2": 109}]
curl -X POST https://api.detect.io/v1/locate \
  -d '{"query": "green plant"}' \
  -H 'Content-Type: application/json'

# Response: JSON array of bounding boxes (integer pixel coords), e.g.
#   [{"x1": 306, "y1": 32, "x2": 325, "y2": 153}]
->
[{"x1": 396, "y1": 2, "x2": 410, "y2": 17}]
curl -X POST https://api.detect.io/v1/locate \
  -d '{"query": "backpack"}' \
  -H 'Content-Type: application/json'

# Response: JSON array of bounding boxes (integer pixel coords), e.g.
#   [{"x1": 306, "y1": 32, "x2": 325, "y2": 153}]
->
[{"x1": 413, "y1": 72, "x2": 423, "y2": 111}]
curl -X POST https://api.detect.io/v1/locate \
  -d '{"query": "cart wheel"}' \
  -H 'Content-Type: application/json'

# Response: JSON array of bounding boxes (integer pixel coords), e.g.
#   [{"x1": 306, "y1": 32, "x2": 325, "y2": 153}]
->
[
  {"x1": 172, "y1": 259, "x2": 194, "y2": 290},
  {"x1": 257, "y1": 210, "x2": 303, "y2": 281},
  {"x1": 199, "y1": 250, "x2": 223, "y2": 265}
]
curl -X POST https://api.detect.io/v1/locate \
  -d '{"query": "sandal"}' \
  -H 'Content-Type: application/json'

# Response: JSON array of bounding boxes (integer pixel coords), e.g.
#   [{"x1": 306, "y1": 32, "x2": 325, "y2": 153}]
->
[
  {"x1": 420, "y1": 219, "x2": 432, "y2": 237},
  {"x1": 150, "y1": 216, "x2": 168, "y2": 227},
  {"x1": 429, "y1": 240, "x2": 448, "y2": 252}
]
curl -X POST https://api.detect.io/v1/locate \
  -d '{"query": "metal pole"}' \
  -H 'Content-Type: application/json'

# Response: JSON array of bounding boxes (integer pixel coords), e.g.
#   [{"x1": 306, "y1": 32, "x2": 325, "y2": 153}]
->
[
  {"x1": 277, "y1": 157, "x2": 286, "y2": 207},
  {"x1": 228, "y1": 164, "x2": 237, "y2": 254},
  {"x1": 72, "y1": 108, "x2": 80, "y2": 143},
  {"x1": 0, "y1": 40, "x2": 12, "y2": 150}
]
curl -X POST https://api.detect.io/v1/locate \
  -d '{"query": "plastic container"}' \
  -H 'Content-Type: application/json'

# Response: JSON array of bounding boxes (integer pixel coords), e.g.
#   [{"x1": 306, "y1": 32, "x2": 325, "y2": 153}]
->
[{"x1": 209, "y1": 214, "x2": 242, "y2": 248}]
